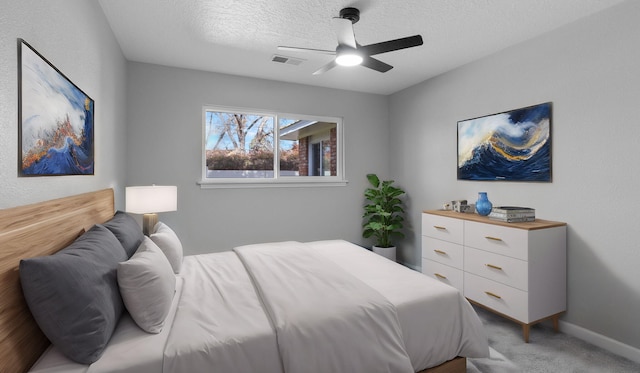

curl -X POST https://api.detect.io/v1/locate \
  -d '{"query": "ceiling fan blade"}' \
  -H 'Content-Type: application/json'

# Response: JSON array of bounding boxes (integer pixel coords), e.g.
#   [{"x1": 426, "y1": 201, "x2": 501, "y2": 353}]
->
[
  {"x1": 332, "y1": 17, "x2": 357, "y2": 48},
  {"x1": 361, "y1": 56, "x2": 393, "y2": 73},
  {"x1": 359, "y1": 35, "x2": 423, "y2": 56},
  {"x1": 278, "y1": 46, "x2": 336, "y2": 55},
  {"x1": 313, "y1": 60, "x2": 338, "y2": 75}
]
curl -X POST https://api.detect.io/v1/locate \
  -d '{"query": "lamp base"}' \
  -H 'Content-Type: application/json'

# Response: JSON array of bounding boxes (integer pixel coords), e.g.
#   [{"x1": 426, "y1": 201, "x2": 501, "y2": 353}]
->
[{"x1": 142, "y1": 213, "x2": 158, "y2": 236}]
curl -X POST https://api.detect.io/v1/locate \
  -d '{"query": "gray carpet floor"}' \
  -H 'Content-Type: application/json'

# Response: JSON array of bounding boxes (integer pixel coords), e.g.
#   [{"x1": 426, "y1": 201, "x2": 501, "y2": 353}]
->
[{"x1": 467, "y1": 306, "x2": 640, "y2": 373}]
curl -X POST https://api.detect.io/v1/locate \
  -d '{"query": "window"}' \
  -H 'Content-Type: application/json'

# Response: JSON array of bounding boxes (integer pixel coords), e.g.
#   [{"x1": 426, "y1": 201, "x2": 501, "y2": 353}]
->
[{"x1": 200, "y1": 106, "x2": 345, "y2": 187}]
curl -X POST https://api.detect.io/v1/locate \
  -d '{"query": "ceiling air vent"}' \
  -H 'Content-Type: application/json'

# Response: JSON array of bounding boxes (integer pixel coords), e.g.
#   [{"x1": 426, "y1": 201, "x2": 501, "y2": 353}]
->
[{"x1": 271, "y1": 54, "x2": 305, "y2": 66}]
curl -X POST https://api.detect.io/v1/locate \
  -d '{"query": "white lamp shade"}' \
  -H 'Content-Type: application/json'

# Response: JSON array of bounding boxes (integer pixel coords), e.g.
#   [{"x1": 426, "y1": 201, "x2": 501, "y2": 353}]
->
[{"x1": 125, "y1": 185, "x2": 177, "y2": 214}]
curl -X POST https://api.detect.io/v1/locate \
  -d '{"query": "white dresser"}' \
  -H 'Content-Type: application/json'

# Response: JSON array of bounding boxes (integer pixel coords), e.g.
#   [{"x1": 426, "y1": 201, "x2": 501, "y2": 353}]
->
[{"x1": 422, "y1": 210, "x2": 566, "y2": 342}]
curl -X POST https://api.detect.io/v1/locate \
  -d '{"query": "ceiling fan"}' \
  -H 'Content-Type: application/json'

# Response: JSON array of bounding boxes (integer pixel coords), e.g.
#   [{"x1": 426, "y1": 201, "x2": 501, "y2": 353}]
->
[{"x1": 278, "y1": 7, "x2": 423, "y2": 75}]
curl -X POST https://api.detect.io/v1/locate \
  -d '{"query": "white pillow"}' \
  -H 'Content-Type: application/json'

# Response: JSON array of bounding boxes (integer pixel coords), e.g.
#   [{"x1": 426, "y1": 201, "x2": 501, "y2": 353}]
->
[
  {"x1": 150, "y1": 222, "x2": 183, "y2": 274},
  {"x1": 117, "y1": 237, "x2": 176, "y2": 333}
]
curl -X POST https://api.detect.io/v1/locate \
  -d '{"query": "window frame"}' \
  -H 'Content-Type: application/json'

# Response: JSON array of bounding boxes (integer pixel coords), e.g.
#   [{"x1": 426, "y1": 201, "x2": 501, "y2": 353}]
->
[{"x1": 199, "y1": 105, "x2": 347, "y2": 189}]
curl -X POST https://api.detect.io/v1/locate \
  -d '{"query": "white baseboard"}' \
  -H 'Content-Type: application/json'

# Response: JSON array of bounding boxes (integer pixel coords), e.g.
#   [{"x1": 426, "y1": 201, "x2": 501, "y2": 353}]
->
[{"x1": 560, "y1": 320, "x2": 640, "y2": 364}]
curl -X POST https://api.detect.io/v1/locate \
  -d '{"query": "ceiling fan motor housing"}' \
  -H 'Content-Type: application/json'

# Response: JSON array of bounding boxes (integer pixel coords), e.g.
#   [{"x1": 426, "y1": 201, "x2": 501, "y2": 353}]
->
[{"x1": 339, "y1": 7, "x2": 360, "y2": 24}]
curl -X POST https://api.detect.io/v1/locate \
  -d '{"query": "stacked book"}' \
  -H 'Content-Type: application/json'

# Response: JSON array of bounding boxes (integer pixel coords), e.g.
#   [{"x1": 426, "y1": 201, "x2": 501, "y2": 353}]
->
[{"x1": 489, "y1": 206, "x2": 535, "y2": 223}]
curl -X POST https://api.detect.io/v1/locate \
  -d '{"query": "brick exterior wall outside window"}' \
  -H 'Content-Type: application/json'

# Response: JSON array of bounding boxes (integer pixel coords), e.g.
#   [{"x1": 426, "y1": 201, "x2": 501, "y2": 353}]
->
[
  {"x1": 297, "y1": 127, "x2": 336, "y2": 176},
  {"x1": 330, "y1": 127, "x2": 337, "y2": 176},
  {"x1": 298, "y1": 137, "x2": 309, "y2": 176}
]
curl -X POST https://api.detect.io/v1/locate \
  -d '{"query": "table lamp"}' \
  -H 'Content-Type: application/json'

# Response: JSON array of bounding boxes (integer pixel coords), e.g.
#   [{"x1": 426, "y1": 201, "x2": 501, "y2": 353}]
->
[{"x1": 125, "y1": 185, "x2": 177, "y2": 236}]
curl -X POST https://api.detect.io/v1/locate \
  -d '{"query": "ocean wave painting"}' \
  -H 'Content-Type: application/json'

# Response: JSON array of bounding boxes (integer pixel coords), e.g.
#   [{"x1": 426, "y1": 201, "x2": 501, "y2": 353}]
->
[
  {"x1": 457, "y1": 102, "x2": 551, "y2": 182},
  {"x1": 19, "y1": 39, "x2": 94, "y2": 176}
]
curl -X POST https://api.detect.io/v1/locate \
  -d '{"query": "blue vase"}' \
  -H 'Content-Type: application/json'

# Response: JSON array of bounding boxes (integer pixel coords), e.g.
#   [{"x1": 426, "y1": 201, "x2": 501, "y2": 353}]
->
[{"x1": 476, "y1": 192, "x2": 493, "y2": 216}]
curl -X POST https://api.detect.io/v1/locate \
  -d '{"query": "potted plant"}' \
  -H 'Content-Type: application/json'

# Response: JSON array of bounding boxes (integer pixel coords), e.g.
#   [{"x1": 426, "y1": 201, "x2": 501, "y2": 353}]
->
[{"x1": 362, "y1": 173, "x2": 406, "y2": 261}]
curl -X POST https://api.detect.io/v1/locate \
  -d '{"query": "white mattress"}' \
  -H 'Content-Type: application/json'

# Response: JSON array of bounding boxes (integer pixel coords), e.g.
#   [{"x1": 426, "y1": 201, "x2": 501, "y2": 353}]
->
[{"x1": 29, "y1": 240, "x2": 488, "y2": 372}]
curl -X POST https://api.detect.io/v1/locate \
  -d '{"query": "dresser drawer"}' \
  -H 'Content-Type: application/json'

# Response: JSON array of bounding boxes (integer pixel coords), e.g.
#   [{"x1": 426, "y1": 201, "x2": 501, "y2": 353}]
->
[
  {"x1": 465, "y1": 272, "x2": 528, "y2": 322},
  {"x1": 464, "y1": 247, "x2": 528, "y2": 291},
  {"x1": 422, "y1": 259, "x2": 463, "y2": 293},
  {"x1": 422, "y1": 237, "x2": 463, "y2": 269},
  {"x1": 422, "y1": 214, "x2": 464, "y2": 245},
  {"x1": 464, "y1": 221, "x2": 529, "y2": 260}
]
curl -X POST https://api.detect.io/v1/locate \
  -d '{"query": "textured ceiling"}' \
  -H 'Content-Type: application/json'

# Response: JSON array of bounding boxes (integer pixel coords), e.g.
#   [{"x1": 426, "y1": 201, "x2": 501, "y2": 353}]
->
[{"x1": 98, "y1": 0, "x2": 626, "y2": 95}]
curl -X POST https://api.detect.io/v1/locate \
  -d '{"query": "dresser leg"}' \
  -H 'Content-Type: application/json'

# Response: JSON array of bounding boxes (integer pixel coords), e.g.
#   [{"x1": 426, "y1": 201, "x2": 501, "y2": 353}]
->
[
  {"x1": 522, "y1": 324, "x2": 530, "y2": 343},
  {"x1": 552, "y1": 315, "x2": 559, "y2": 333},
  {"x1": 523, "y1": 314, "x2": 561, "y2": 342}
]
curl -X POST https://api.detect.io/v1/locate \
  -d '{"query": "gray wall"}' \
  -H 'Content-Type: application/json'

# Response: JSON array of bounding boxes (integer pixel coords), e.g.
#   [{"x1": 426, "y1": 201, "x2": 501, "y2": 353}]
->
[
  {"x1": 0, "y1": 0, "x2": 128, "y2": 209},
  {"x1": 125, "y1": 62, "x2": 389, "y2": 253},
  {"x1": 389, "y1": 1, "x2": 640, "y2": 352}
]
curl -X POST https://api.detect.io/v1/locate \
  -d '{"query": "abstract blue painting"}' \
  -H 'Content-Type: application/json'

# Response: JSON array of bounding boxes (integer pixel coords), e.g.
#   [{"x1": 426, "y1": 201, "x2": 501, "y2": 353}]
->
[
  {"x1": 19, "y1": 39, "x2": 94, "y2": 176},
  {"x1": 457, "y1": 102, "x2": 551, "y2": 182}
]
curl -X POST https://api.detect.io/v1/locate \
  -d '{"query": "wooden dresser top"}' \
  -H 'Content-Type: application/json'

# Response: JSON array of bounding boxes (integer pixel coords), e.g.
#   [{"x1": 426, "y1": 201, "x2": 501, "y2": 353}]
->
[{"x1": 424, "y1": 210, "x2": 566, "y2": 231}]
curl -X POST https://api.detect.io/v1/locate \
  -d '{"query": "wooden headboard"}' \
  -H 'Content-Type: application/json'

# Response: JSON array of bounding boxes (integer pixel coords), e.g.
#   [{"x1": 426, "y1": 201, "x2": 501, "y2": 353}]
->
[{"x1": 0, "y1": 189, "x2": 115, "y2": 373}]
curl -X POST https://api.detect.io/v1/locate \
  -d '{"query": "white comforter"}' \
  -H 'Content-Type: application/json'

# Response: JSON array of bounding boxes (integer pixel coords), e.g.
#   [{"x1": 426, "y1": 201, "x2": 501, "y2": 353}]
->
[
  {"x1": 163, "y1": 251, "x2": 283, "y2": 373},
  {"x1": 311, "y1": 240, "x2": 489, "y2": 369},
  {"x1": 29, "y1": 240, "x2": 489, "y2": 373},
  {"x1": 234, "y1": 241, "x2": 415, "y2": 373}
]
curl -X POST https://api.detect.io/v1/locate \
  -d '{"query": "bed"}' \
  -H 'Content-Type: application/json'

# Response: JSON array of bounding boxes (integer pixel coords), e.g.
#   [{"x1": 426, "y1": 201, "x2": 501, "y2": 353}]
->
[{"x1": 0, "y1": 189, "x2": 489, "y2": 373}]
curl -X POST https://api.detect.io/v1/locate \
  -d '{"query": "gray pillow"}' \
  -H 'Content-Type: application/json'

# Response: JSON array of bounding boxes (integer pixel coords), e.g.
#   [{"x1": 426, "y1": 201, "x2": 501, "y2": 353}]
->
[
  {"x1": 102, "y1": 211, "x2": 144, "y2": 257},
  {"x1": 19, "y1": 225, "x2": 128, "y2": 364},
  {"x1": 118, "y1": 237, "x2": 176, "y2": 333},
  {"x1": 150, "y1": 222, "x2": 183, "y2": 274}
]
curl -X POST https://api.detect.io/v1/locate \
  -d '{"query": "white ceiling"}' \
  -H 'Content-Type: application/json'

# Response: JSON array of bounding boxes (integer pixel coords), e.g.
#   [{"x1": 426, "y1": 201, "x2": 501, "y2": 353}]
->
[{"x1": 98, "y1": 0, "x2": 625, "y2": 95}]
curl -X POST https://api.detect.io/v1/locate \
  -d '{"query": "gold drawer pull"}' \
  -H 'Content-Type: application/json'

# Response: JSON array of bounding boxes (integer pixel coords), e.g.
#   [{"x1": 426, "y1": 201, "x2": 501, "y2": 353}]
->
[
  {"x1": 485, "y1": 236, "x2": 503, "y2": 242},
  {"x1": 486, "y1": 263, "x2": 503, "y2": 271},
  {"x1": 433, "y1": 225, "x2": 447, "y2": 230},
  {"x1": 434, "y1": 249, "x2": 447, "y2": 255},
  {"x1": 485, "y1": 291, "x2": 502, "y2": 299},
  {"x1": 434, "y1": 273, "x2": 447, "y2": 279}
]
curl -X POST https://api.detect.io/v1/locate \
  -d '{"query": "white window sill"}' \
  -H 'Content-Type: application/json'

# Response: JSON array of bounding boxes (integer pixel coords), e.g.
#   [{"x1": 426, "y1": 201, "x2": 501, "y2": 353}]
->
[{"x1": 197, "y1": 179, "x2": 349, "y2": 189}]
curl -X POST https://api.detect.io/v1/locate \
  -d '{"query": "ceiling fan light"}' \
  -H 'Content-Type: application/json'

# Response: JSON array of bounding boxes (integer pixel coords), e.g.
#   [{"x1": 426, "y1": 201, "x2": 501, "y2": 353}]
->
[{"x1": 335, "y1": 52, "x2": 363, "y2": 66}]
